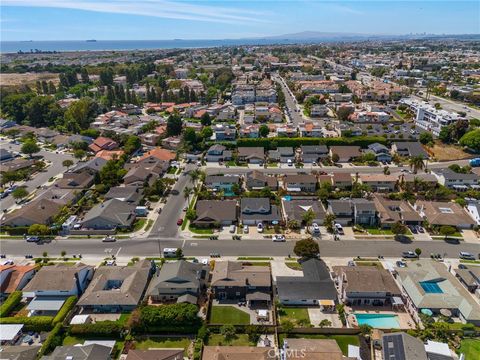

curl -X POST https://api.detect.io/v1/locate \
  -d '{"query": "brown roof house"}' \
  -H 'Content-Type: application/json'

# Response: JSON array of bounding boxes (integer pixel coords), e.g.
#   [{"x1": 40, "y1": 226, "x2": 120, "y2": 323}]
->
[
  {"x1": 202, "y1": 346, "x2": 276, "y2": 360},
  {"x1": 211, "y1": 261, "x2": 272, "y2": 307},
  {"x1": 125, "y1": 349, "x2": 184, "y2": 360},
  {"x1": 0, "y1": 265, "x2": 36, "y2": 296},
  {"x1": 81, "y1": 199, "x2": 136, "y2": 230},
  {"x1": 281, "y1": 338, "x2": 354, "y2": 360},
  {"x1": 237, "y1": 147, "x2": 265, "y2": 164},
  {"x1": 22, "y1": 263, "x2": 93, "y2": 298},
  {"x1": 54, "y1": 171, "x2": 95, "y2": 190},
  {"x1": 333, "y1": 266, "x2": 401, "y2": 306},
  {"x1": 193, "y1": 200, "x2": 237, "y2": 227},
  {"x1": 329, "y1": 146, "x2": 362, "y2": 163},
  {"x1": 1, "y1": 198, "x2": 63, "y2": 227},
  {"x1": 246, "y1": 170, "x2": 278, "y2": 190},
  {"x1": 283, "y1": 174, "x2": 318, "y2": 193},
  {"x1": 358, "y1": 174, "x2": 397, "y2": 192},
  {"x1": 88, "y1": 136, "x2": 118, "y2": 153},
  {"x1": 373, "y1": 195, "x2": 423, "y2": 228},
  {"x1": 414, "y1": 201, "x2": 476, "y2": 229}
]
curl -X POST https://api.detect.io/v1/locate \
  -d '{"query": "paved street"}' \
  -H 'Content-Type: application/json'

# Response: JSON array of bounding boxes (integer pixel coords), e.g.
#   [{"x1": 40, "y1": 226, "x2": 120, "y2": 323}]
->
[
  {"x1": 148, "y1": 163, "x2": 195, "y2": 237},
  {"x1": 0, "y1": 140, "x2": 76, "y2": 211},
  {"x1": 413, "y1": 94, "x2": 480, "y2": 120},
  {"x1": 273, "y1": 74, "x2": 304, "y2": 126}
]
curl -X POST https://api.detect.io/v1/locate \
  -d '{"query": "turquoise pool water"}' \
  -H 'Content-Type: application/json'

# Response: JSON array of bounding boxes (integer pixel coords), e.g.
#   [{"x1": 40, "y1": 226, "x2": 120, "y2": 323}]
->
[
  {"x1": 420, "y1": 281, "x2": 443, "y2": 293},
  {"x1": 354, "y1": 313, "x2": 401, "y2": 329}
]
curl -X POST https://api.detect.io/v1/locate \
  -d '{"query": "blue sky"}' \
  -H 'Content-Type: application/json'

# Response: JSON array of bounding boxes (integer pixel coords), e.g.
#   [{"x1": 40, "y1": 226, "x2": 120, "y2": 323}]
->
[{"x1": 1, "y1": 1, "x2": 479, "y2": 41}]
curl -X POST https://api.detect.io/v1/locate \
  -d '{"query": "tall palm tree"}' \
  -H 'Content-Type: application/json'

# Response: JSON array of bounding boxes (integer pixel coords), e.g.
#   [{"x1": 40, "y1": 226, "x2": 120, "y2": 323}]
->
[
  {"x1": 302, "y1": 209, "x2": 316, "y2": 227},
  {"x1": 183, "y1": 187, "x2": 192, "y2": 203},
  {"x1": 189, "y1": 169, "x2": 201, "y2": 185},
  {"x1": 409, "y1": 155, "x2": 425, "y2": 174}
]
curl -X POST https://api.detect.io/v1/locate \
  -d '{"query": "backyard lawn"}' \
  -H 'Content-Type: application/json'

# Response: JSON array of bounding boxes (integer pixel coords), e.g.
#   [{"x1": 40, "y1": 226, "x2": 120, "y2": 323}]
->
[
  {"x1": 134, "y1": 337, "x2": 191, "y2": 352},
  {"x1": 458, "y1": 339, "x2": 480, "y2": 359},
  {"x1": 278, "y1": 307, "x2": 310, "y2": 325},
  {"x1": 278, "y1": 334, "x2": 359, "y2": 356},
  {"x1": 210, "y1": 306, "x2": 250, "y2": 325},
  {"x1": 207, "y1": 334, "x2": 252, "y2": 346}
]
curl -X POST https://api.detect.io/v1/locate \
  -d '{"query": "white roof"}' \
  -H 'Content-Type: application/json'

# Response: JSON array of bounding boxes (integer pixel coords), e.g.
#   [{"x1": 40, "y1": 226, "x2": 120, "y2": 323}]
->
[
  {"x1": 0, "y1": 324, "x2": 23, "y2": 341},
  {"x1": 348, "y1": 345, "x2": 362, "y2": 360},
  {"x1": 27, "y1": 298, "x2": 65, "y2": 311},
  {"x1": 425, "y1": 340, "x2": 451, "y2": 356},
  {"x1": 70, "y1": 314, "x2": 91, "y2": 325}
]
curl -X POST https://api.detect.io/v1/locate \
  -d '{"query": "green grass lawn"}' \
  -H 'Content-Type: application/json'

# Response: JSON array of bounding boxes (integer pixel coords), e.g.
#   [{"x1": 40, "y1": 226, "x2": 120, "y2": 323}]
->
[
  {"x1": 278, "y1": 334, "x2": 359, "y2": 356},
  {"x1": 167, "y1": 166, "x2": 178, "y2": 174},
  {"x1": 207, "y1": 334, "x2": 252, "y2": 346},
  {"x1": 285, "y1": 262, "x2": 303, "y2": 270},
  {"x1": 134, "y1": 337, "x2": 191, "y2": 352},
  {"x1": 210, "y1": 306, "x2": 250, "y2": 325},
  {"x1": 237, "y1": 257, "x2": 273, "y2": 260},
  {"x1": 278, "y1": 307, "x2": 310, "y2": 325},
  {"x1": 460, "y1": 260, "x2": 480, "y2": 264},
  {"x1": 144, "y1": 219, "x2": 154, "y2": 231},
  {"x1": 458, "y1": 339, "x2": 480, "y2": 359},
  {"x1": 188, "y1": 225, "x2": 214, "y2": 234},
  {"x1": 132, "y1": 218, "x2": 147, "y2": 232},
  {"x1": 355, "y1": 261, "x2": 383, "y2": 269}
]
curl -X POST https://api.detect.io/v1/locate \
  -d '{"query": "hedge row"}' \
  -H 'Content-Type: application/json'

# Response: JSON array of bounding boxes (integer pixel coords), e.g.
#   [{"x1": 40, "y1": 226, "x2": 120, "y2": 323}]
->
[
  {"x1": 0, "y1": 291, "x2": 22, "y2": 318},
  {"x1": 38, "y1": 323, "x2": 63, "y2": 357},
  {"x1": 1, "y1": 226, "x2": 30, "y2": 236},
  {"x1": 69, "y1": 321, "x2": 124, "y2": 337},
  {"x1": 236, "y1": 136, "x2": 389, "y2": 150},
  {"x1": 0, "y1": 316, "x2": 54, "y2": 332},
  {"x1": 52, "y1": 296, "x2": 77, "y2": 324}
]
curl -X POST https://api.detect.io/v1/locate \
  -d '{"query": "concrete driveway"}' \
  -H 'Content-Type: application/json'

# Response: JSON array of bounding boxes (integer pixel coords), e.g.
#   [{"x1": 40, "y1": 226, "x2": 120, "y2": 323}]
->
[
  {"x1": 461, "y1": 230, "x2": 479, "y2": 244},
  {"x1": 271, "y1": 260, "x2": 303, "y2": 281}
]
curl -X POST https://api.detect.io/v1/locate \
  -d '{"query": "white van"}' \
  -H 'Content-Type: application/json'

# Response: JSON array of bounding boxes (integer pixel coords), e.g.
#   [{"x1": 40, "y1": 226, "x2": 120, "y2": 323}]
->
[
  {"x1": 229, "y1": 225, "x2": 236, "y2": 233},
  {"x1": 163, "y1": 248, "x2": 179, "y2": 258}
]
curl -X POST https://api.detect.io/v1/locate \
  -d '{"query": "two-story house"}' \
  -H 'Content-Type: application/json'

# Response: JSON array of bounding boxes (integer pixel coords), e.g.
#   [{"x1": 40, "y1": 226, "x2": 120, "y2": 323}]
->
[
  {"x1": 240, "y1": 198, "x2": 281, "y2": 225},
  {"x1": 205, "y1": 145, "x2": 232, "y2": 162},
  {"x1": 300, "y1": 145, "x2": 329, "y2": 163},
  {"x1": 283, "y1": 174, "x2": 318, "y2": 193}
]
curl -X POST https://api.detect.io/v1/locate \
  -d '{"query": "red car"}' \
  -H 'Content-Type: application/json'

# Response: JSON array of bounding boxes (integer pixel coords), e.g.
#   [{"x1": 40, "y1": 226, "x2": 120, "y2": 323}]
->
[{"x1": 177, "y1": 218, "x2": 184, "y2": 226}]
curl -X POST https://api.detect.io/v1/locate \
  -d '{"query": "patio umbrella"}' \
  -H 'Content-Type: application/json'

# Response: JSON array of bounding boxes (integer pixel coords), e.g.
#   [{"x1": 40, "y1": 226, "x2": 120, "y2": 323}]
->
[
  {"x1": 440, "y1": 309, "x2": 452, "y2": 317},
  {"x1": 421, "y1": 308, "x2": 433, "y2": 316}
]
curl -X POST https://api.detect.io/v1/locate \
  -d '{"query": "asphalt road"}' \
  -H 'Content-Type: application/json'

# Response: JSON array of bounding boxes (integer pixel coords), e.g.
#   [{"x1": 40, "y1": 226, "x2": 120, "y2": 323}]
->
[
  {"x1": 413, "y1": 94, "x2": 480, "y2": 119},
  {"x1": 273, "y1": 74, "x2": 304, "y2": 127},
  {"x1": 148, "y1": 163, "x2": 196, "y2": 237},
  {"x1": 0, "y1": 140, "x2": 76, "y2": 211},
  {"x1": 1, "y1": 237, "x2": 478, "y2": 259}
]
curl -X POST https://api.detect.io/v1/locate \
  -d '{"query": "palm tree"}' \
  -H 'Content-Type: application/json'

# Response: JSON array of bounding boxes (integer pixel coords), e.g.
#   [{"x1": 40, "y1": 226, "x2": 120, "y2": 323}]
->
[
  {"x1": 408, "y1": 155, "x2": 425, "y2": 174},
  {"x1": 302, "y1": 209, "x2": 316, "y2": 227},
  {"x1": 183, "y1": 187, "x2": 192, "y2": 203},
  {"x1": 189, "y1": 169, "x2": 201, "y2": 185}
]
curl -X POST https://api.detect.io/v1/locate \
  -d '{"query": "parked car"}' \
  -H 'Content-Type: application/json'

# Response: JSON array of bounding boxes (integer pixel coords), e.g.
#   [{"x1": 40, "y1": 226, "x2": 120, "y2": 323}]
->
[
  {"x1": 416, "y1": 225, "x2": 425, "y2": 233},
  {"x1": 102, "y1": 236, "x2": 116, "y2": 242},
  {"x1": 229, "y1": 225, "x2": 236, "y2": 234},
  {"x1": 402, "y1": 251, "x2": 417, "y2": 258},
  {"x1": 409, "y1": 225, "x2": 418, "y2": 234},
  {"x1": 459, "y1": 252, "x2": 475, "y2": 260},
  {"x1": 105, "y1": 260, "x2": 116, "y2": 266},
  {"x1": 209, "y1": 252, "x2": 221, "y2": 258},
  {"x1": 177, "y1": 218, "x2": 184, "y2": 226},
  {"x1": 257, "y1": 222, "x2": 264, "y2": 233},
  {"x1": 311, "y1": 223, "x2": 320, "y2": 234},
  {"x1": 272, "y1": 234, "x2": 286, "y2": 242},
  {"x1": 334, "y1": 223, "x2": 344, "y2": 235},
  {"x1": 347, "y1": 260, "x2": 355, "y2": 267},
  {"x1": 243, "y1": 225, "x2": 249, "y2": 234},
  {"x1": 396, "y1": 260, "x2": 407, "y2": 268},
  {"x1": 170, "y1": 189, "x2": 179, "y2": 195},
  {"x1": 26, "y1": 236, "x2": 40, "y2": 243}
]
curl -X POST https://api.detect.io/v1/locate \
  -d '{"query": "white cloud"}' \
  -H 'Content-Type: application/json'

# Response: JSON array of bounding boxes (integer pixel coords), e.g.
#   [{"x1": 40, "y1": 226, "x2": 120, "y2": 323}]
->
[{"x1": 2, "y1": 0, "x2": 268, "y2": 24}]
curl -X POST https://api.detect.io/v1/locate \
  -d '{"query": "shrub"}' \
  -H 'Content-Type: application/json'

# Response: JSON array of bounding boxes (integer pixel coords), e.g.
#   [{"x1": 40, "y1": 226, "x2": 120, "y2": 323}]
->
[
  {"x1": 0, "y1": 291, "x2": 22, "y2": 317},
  {"x1": 69, "y1": 321, "x2": 124, "y2": 337},
  {"x1": 52, "y1": 296, "x2": 77, "y2": 324},
  {"x1": 137, "y1": 303, "x2": 202, "y2": 333},
  {"x1": 0, "y1": 316, "x2": 54, "y2": 332},
  {"x1": 38, "y1": 323, "x2": 63, "y2": 357}
]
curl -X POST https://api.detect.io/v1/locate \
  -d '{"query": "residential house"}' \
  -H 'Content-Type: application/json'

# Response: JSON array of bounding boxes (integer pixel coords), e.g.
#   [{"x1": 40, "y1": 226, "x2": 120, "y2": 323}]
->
[
  {"x1": 358, "y1": 174, "x2": 397, "y2": 192},
  {"x1": 327, "y1": 200, "x2": 354, "y2": 226},
  {"x1": 333, "y1": 266, "x2": 401, "y2": 306},
  {"x1": 283, "y1": 174, "x2": 317, "y2": 193},
  {"x1": 239, "y1": 124, "x2": 260, "y2": 138},
  {"x1": 238, "y1": 147, "x2": 265, "y2": 164},
  {"x1": 138, "y1": 147, "x2": 176, "y2": 163},
  {"x1": 104, "y1": 186, "x2": 142, "y2": 204},
  {"x1": 276, "y1": 258, "x2": 337, "y2": 306},
  {"x1": 41, "y1": 344, "x2": 111, "y2": 360},
  {"x1": 204, "y1": 175, "x2": 240, "y2": 193},
  {"x1": 245, "y1": 171, "x2": 278, "y2": 190},
  {"x1": 391, "y1": 142, "x2": 429, "y2": 159},
  {"x1": 125, "y1": 349, "x2": 184, "y2": 360},
  {"x1": 381, "y1": 333, "x2": 428, "y2": 360},
  {"x1": 202, "y1": 346, "x2": 276, "y2": 360},
  {"x1": 329, "y1": 146, "x2": 362, "y2": 163},
  {"x1": 78, "y1": 260, "x2": 153, "y2": 312},
  {"x1": 366, "y1": 143, "x2": 392, "y2": 162},
  {"x1": 281, "y1": 198, "x2": 326, "y2": 226},
  {"x1": 396, "y1": 260, "x2": 480, "y2": 325},
  {"x1": 310, "y1": 104, "x2": 329, "y2": 117},
  {"x1": 53, "y1": 171, "x2": 95, "y2": 190},
  {"x1": 0, "y1": 148, "x2": 14, "y2": 162},
  {"x1": 146, "y1": 260, "x2": 209, "y2": 303},
  {"x1": 373, "y1": 195, "x2": 423, "y2": 228},
  {"x1": 299, "y1": 121, "x2": 324, "y2": 137},
  {"x1": 213, "y1": 124, "x2": 236, "y2": 141},
  {"x1": 22, "y1": 263, "x2": 93, "y2": 298},
  {"x1": 401, "y1": 173, "x2": 438, "y2": 191},
  {"x1": 211, "y1": 261, "x2": 272, "y2": 307},
  {"x1": 466, "y1": 199, "x2": 480, "y2": 226},
  {"x1": 0, "y1": 346, "x2": 41, "y2": 360},
  {"x1": 88, "y1": 137, "x2": 118, "y2": 153},
  {"x1": 0, "y1": 265, "x2": 36, "y2": 296},
  {"x1": 95, "y1": 149, "x2": 125, "y2": 161},
  {"x1": 455, "y1": 265, "x2": 480, "y2": 293},
  {"x1": 332, "y1": 172, "x2": 352, "y2": 190},
  {"x1": 300, "y1": 145, "x2": 329, "y2": 163},
  {"x1": 0, "y1": 158, "x2": 35, "y2": 173},
  {"x1": 268, "y1": 147, "x2": 295, "y2": 164},
  {"x1": 352, "y1": 199, "x2": 378, "y2": 227},
  {"x1": 193, "y1": 200, "x2": 237, "y2": 227},
  {"x1": 205, "y1": 145, "x2": 232, "y2": 162},
  {"x1": 431, "y1": 168, "x2": 479, "y2": 191},
  {"x1": 240, "y1": 198, "x2": 281, "y2": 225},
  {"x1": 81, "y1": 199, "x2": 136, "y2": 230},
  {"x1": 414, "y1": 201, "x2": 476, "y2": 229},
  {"x1": 123, "y1": 160, "x2": 168, "y2": 187},
  {"x1": 71, "y1": 157, "x2": 108, "y2": 174},
  {"x1": 1, "y1": 196, "x2": 66, "y2": 227}
]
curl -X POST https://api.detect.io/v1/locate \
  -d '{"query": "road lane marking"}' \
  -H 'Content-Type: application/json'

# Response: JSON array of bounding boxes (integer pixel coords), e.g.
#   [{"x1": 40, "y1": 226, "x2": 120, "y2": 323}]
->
[
  {"x1": 190, "y1": 242, "x2": 198, "y2": 247},
  {"x1": 115, "y1": 247, "x2": 122, "y2": 257}
]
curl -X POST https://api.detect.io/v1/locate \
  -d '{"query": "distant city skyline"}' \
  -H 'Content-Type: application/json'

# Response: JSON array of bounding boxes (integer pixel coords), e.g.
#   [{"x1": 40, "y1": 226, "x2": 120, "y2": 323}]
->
[{"x1": 1, "y1": 1, "x2": 479, "y2": 41}]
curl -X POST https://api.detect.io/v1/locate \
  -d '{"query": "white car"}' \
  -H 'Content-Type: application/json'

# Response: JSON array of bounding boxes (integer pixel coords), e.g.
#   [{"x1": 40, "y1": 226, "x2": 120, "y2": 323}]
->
[
  {"x1": 402, "y1": 251, "x2": 417, "y2": 258},
  {"x1": 243, "y1": 225, "x2": 249, "y2": 234},
  {"x1": 311, "y1": 223, "x2": 320, "y2": 234},
  {"x1": 257, "y1": 223, "x2": 264, "y2": 233},
  {"x1": 459, "y1": 252, "x2": 475, "y2": 260},
  {"x1": 272, "y1": 234, "x2": 286, "y2": 242},
  {"x1": 334, "y1": 223, "x2": 344, "y2": 235},
  {"x1": 102, "y1": 236, "x2": 117, "y2": 242}
]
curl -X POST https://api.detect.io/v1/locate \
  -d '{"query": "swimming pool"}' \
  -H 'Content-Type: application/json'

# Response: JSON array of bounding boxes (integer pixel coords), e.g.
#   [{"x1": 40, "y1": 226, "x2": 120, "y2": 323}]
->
[
  {"x1": 354, "y1": 313, "x2": 401, "y2": 329},
  {"x1": 420, "y1": 281, "x2": 443, "y2": 294}
]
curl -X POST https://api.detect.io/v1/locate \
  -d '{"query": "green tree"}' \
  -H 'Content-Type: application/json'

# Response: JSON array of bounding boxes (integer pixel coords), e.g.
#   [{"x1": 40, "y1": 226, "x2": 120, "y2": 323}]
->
[
  {"x1": 408, "y1": 155, "x2": 425, "y2": 174},
  {"x1": 123, "y1": 135, "x2": 141, "y2": 155},
  {"x1": 62, "y1": 159, "x2": 74, "y2": 169},
  {"x1": 220, "y1": 324, "x2": 236, "y2": 340},
  {"x1": 324, "y1": 213, "x2": 336, "y2": 233},
  {"x1": 259, "y1": 124, "x2": 269, "y2": 138},
  {"x1": 419, "y1": 132, "x2": 433, "y2": 145},
  {"x1": 175, "y1": 248, "x2": 184, "y2": 259},
  {"x1": 200, "y1": 112, "x2": 211, "y2": 126},
  {"x1": 391, "y1": 222, "x2": 407, "y2": 236},
  {"x1": 415, "y1": 248, "x2": 422, "y2": 258},
  {"x1": 459, "y1": 129, "x2": 480, "y2": 152},
  {"x1": 73, "y1": 149, "x2": 86, "y2": 159},
  {"x1": 167, "y1": 114, "x2": 183, "y2": 136},
  {"x1": 438, "y1": 225, "x2": 456, "y2": 239},
  {"x1": 302, "y1": 209, "x2": 316, "y2": 226},
  {"x1": 293, "y1": 238, "x2": 319, "y2": 258},
  {"x1": 1, "y1": 171, "x2": 23, "y2": 187},
  {"x1": 186, "y1": 209, "x2": 196, "y2": 221},
  {"x1": 21, "y1": 140, "x2": 40, "y2": 158},
  {"x1": 28, "y1": 224, "x2": 50, "y2": 236},
  {"x1": 281, "y1": 320, "x2": 294, "y2": 333},
  {"x1": 11, "y1": 187, "x2": 29, "y2": 200},
  {"x1": 331, "y1": 153, "x2": 340, "y2": 163},
  {"x1": 319, "y1": 319, "x2": 332, "y2": 328},
  {"x1": 63, "y1": 97, "x2": 98, "y2": 132},
  {"x1": 336, "y1": 106, "x2": 354, "y2": 121}
]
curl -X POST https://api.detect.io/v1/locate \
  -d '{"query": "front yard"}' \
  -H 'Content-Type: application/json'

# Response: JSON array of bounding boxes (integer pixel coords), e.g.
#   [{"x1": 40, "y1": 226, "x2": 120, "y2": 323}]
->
[{"x1": 210, "y1": 306, "x2": 250, "y2": 325}]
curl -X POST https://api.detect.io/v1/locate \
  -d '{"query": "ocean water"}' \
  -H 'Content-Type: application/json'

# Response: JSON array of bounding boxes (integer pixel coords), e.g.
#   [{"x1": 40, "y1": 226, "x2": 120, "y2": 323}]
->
[{"x1": 0, "y1": 38, "x2": 305, "y2": 53}]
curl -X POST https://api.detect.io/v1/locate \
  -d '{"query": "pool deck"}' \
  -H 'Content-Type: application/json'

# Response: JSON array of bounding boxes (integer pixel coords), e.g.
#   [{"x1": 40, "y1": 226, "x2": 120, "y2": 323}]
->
[{"x1": 346, "y1": 308, "x2": 415, "y2": 330}]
